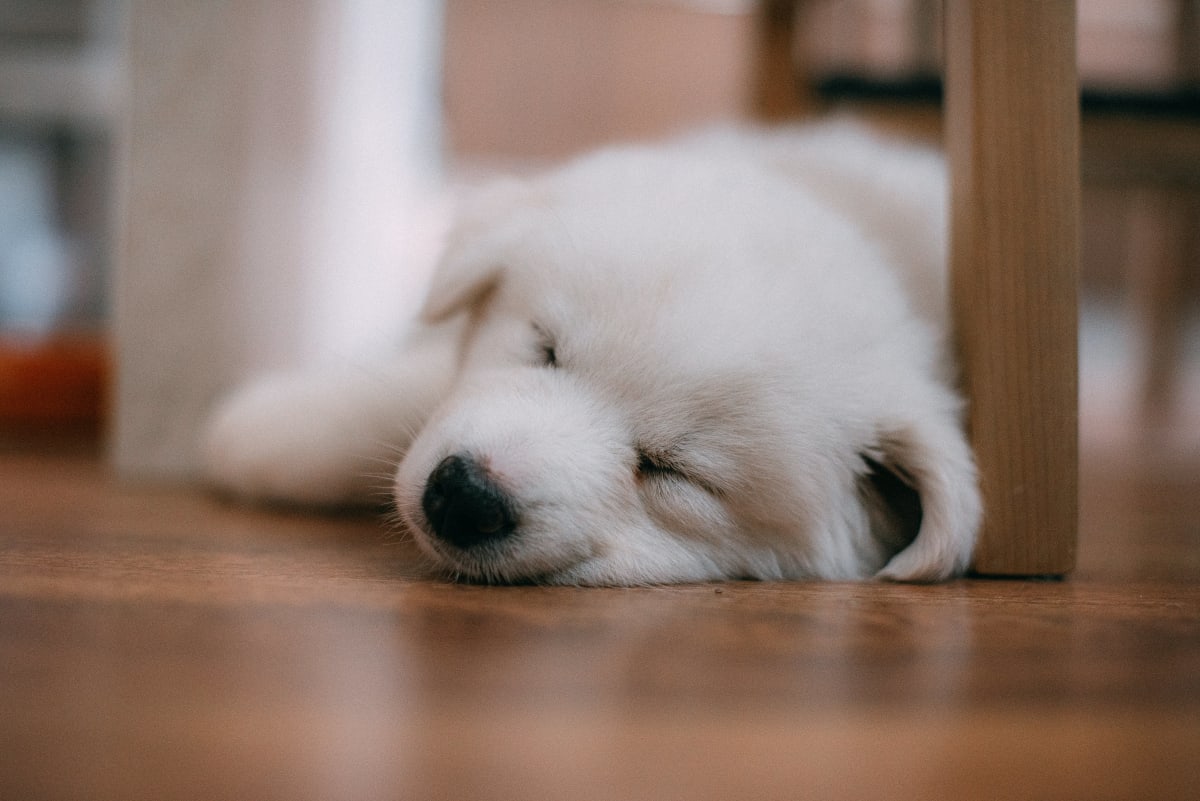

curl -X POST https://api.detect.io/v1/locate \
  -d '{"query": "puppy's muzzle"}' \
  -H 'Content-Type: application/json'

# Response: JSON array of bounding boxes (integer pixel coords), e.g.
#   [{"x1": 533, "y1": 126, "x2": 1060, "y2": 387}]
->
[{"x1": 421, "y1": 454, "x2": 518, "y2": 549}]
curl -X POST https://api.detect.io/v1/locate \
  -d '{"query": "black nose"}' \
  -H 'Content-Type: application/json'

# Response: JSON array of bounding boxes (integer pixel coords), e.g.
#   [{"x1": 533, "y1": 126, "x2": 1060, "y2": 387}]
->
[{"x1": 421, "y1": 454, "x2": 518, "y2": 549}]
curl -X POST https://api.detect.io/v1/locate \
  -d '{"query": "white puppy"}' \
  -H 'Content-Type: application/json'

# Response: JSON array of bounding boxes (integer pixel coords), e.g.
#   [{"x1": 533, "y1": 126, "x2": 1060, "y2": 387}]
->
[{"x1": 204, "y1": 121, "x2": 981, "y2": 585}]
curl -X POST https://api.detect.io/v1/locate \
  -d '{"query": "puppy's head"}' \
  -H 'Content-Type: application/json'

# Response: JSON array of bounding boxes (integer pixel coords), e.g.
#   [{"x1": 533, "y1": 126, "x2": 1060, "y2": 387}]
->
[{"x1": 394, "y1": 152, "x2": 979, "y2": 585}]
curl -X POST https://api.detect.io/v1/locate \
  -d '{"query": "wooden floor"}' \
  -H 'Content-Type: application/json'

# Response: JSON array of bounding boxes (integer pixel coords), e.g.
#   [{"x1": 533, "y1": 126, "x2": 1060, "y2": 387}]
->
[{"x1": 1, "y1": 434, "x2": 1197, "y2": 801}]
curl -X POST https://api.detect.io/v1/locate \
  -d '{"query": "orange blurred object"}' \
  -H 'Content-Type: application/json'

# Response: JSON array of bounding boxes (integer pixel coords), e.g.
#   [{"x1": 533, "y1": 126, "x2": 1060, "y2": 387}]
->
[{"x1": 0, "y1": 336, "x2": 108, "y2": 429}]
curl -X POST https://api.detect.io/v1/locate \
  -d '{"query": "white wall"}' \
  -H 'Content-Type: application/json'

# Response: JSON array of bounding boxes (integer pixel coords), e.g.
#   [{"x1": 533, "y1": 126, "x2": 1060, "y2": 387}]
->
[{"x1": 113, "y1": 0, "x2": 445, "y2": 479}]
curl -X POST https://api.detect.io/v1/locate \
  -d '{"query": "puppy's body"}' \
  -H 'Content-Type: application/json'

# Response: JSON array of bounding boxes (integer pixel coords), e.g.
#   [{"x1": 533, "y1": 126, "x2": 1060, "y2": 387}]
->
[{"x1": 205, "y1": 122, "x2": 981, "y2": 585}]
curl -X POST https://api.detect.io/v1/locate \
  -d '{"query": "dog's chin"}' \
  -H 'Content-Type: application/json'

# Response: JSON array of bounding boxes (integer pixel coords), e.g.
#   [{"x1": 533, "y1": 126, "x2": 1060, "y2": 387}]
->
[
  {"x1": 406, "y1": 523, "x2": 715, "y2": 587},
  {"x1": 401, "y1": 513, "x2": 594, "y2": 586},
  {"x1": 430, "y1": 557, "x2": 678, "y2": 588},
  {"x1": 423, "y1": 545, "x2": 597, "y2": 586},
  {"x1": 418, "y1": 537, "x2": 731, "y2": 588}
]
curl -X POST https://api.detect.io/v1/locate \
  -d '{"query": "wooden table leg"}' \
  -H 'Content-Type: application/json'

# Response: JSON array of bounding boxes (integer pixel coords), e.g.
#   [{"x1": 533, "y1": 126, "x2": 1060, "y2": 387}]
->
[{"x1": 944, "y1": 3, "x2": 1081, "y2": 575}]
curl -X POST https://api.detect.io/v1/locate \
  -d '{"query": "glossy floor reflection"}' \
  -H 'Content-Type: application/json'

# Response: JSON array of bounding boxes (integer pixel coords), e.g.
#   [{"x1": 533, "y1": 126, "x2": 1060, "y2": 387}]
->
[{"x1": 1, "y1": 439, "x2": 1197, "y2": 801}]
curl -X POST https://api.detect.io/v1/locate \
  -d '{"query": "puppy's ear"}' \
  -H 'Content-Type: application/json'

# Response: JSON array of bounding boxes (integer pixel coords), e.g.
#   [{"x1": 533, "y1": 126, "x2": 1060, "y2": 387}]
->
[
  {"x1": 421, "y1": 178, "x2": 537, "y2": 323},
  {"x1": 864, "y1": 418, "x2": 982, "y2": 582},
  {"x1": 857, "y1": 452, "x2": 923, "y2": 560}
]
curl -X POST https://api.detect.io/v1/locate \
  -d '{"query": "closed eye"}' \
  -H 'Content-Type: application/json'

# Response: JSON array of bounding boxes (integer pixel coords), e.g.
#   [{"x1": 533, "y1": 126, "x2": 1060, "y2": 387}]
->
[
  {"x1": 636, "y1": 445, "x2": 727, "y2": 499},
  {"x1": 635, "y1": 448, "x2": 686, "y2": 481},
  {"x1": 532, "y1": 323, "x2": 558, "y2": 368},
  {"x1": 636, "y1": 444, "x2": 731, "y2": 532}
]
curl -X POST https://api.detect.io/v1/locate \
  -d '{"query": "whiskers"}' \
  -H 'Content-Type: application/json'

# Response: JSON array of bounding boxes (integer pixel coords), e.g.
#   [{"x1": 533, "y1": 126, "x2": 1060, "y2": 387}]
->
[{"x1": 355, "y1": 440, "x2": 418, "y2": 550}]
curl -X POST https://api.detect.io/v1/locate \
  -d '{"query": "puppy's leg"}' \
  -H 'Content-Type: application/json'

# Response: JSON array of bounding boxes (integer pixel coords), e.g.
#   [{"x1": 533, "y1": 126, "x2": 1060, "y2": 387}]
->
[{"x1": 202, "y1": 324, "x2": 458, "y2": 508}]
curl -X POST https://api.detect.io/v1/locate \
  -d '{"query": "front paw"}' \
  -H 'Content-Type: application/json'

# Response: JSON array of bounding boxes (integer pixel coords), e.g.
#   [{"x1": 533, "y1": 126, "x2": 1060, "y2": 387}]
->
[{"x1": 202, "y1": 371, "x2": 393, "y2": 509}]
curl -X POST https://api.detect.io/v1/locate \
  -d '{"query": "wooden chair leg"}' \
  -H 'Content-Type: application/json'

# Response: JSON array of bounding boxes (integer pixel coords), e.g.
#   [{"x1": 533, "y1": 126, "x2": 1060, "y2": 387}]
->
[
  {"x1": 1130, "y1": 189, "x2": 1196, "y2": 428},
  {"x1": 752, "y1": 0, "x2": 808, "y2": 121},
  {"x1": 944, "y1": 3, "x2": 1081, "y2": 575}
]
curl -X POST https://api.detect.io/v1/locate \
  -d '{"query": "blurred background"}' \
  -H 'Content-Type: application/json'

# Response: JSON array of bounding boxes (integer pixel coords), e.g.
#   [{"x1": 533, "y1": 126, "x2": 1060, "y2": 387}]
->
[{"x1": 0, "y1": 0, "x2": 1196, "y2": 485}]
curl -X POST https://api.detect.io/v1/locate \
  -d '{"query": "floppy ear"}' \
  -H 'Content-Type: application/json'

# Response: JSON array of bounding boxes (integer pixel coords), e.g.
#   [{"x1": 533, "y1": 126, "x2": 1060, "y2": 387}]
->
[
  {"x1": 421, "y1": 178, "x2": 536, "y2": 323},
  {"x1": 863, "y1": 417, "x2": 982, "y2": 582},
  {"x1": 857, "y1": 451, "x2": 923, "y2": 561}
]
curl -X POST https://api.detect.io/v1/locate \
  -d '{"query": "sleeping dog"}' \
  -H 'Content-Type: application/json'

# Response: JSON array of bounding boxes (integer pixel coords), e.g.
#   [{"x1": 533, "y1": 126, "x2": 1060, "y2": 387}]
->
[{"x1": 204, "y1": 121, "x2": 981, "y2": 585}]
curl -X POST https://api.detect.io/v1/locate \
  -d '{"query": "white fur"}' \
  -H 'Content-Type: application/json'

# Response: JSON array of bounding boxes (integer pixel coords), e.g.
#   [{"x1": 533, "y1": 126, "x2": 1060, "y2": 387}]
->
[{"x1": 203, "y1": 121, "x2": 981, "y2": 585}]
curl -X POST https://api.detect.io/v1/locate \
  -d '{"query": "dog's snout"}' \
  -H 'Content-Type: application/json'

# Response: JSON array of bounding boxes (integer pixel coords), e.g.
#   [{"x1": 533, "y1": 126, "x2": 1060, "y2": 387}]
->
[{"x1": 421, "y1": 454, "x2": 517, "y2": 549}]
